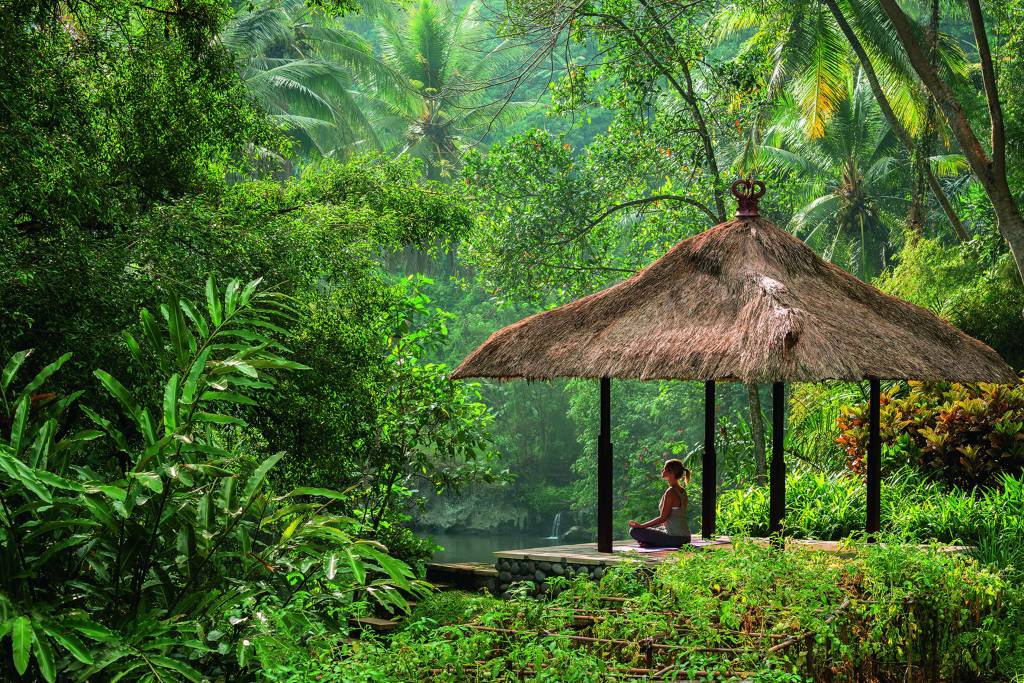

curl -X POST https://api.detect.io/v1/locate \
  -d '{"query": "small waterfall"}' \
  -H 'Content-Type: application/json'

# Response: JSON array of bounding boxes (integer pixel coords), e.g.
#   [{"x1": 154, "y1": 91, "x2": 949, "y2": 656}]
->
[{"x1": 545, "y1": 511, "x2": 563, "y2": 540}]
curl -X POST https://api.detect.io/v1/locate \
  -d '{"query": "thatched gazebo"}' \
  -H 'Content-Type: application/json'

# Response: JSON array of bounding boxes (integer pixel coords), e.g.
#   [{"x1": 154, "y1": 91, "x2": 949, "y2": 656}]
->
[{"x1": 452, "y1": 180, "x2": 1016, "y2": 552}]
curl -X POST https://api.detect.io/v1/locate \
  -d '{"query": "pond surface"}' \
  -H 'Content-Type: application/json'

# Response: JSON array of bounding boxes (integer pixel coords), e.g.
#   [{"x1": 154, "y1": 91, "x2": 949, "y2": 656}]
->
[{"x1": 424, "y1": 531, "x2": 568, "y2": 564}]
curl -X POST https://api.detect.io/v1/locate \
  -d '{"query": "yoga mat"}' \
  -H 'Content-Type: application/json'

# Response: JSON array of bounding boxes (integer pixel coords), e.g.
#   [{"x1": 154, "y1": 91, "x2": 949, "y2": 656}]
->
[{"x1": 612, "y1": 538, "x2": 731, "y2": 553}]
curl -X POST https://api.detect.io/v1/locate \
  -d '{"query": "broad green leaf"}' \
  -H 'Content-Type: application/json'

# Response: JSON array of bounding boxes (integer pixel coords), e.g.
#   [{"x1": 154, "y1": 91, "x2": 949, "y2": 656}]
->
[
  {"x1": 243, "y1": 318, "x2": 290, "y2": 337},
  {"x1": 193, "y1": 412, "x2": 246, "y2": 426},
  {"x1": 122, "y1": 331, "x2": 142, "y2": 366},
  {"x1": 166, "y1": 298, "x2": 191, "y2": 368},
  {"x1": 65, "y1": 618, "x2": 119, "y2": 643},
  {"x1": 19, "y1": 352, "x2": 71, "y2": 400},
  {"x1": 32, "y1": 627, "x2": 56, "y2": 683},
  {"x1": 28, "y1": 418, "x2": 56, "y2": 469},
  {"x1": 163, "y1": 374, "x2": 180, "y2": 433},
  {"x1": 181, "y1": 348, "x2": 212, "y2": 406},
  {"x1": 150, "y1": 655, "x2": 203, "y2": 682},
  {"x1": 140, "y1": 308, "x2": 163, "y2": 352},
  {"x1": 213, "y1": 359, "x2": 258, "y2": 378},
  {"x1": 344, "y1": 548, "x2": 365, "y2": 584},
  {"x1": 137, "y1": 408, "x2": 157, "y2": 447},
  {"x1": 352, "y1": 544, "x2": 413, "y2": 588},
  {"x1": 40, "y1": 624, "x2": 93, "y2": 665},
  {"x1": 206, "y1": 275, "x2": 223, "y2": 327},
  {"x1": 108, "y1": 660, "x2": 146, "y2": 683},
  {"x1": 241, "y1": 452, "x2": 283, "y2": 506},
  {"x1": 93, "y1": 370, "x2": 140, "y2": 422},
  {"x1": 54, "y1": 429, "x2": 103, "y2": 451},
  {"x1": 218, "y1": 477, "x2": 237, "y2": 513},
  {"x1": 239, "y1": 277, "x2": 263, "y2": 307},
  {"x1": 79, "y1": 405, "x2": 128, "y2": 453},
  {"x1": 281, "y1": 517, "x2": 302, "y2": 540},
  {"x1": 2, "y1": 350, "x2": 31, "y2": 393},
  {"x1": 224, "y1": 280, "x2": 241, "y2": 317},
  {"x1": 130, "y1": 471, "x2": 164, "y2": 494},
  {"x1": 33, "y1": 469, "x2": 85, "y2": 492},
  {"x1": 0, "y1": 453, "x2": 51, "y2": 503},
  {"x1": 10, "y1": 395, "x2": 29, "y2": 456},
  {"x1": 79, "y1": 495, "x2": 118, "y2": 532},
  {"x1": 285, "y1": 487, "x2": 351, "y2": 502},
  {"x1": 179, "y1": 300, "x2": 210, "y2": 339},
  {"x1": 198, "y1": 391, "x2": 256, "y2": 406},
  {"x1": 237, "y1": 638, "x2": 249, "y2": 668},
  {"x1": 12, "y1": 616, "x2": 30, "y2": 675}
]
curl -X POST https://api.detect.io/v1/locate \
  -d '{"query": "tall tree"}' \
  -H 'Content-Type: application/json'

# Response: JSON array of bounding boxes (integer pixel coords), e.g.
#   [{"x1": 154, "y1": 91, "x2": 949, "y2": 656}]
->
[
  {"x1": 373, "y1": 0, "x2": 530, "y2": 178},
  {"x1": 221, "y1": 0, "x2": 402, "y2": 157},
  {"x1": 492, "y1": 0, "x2": 773, "y2": 475},
  {"x1": 758, "y1": 72, "x2": 906, "y2": 280},
  {"x1": 875, "y1": 0, "x2": 1024, "y2": 284},
  {"x1": 721, "y1": 0, "x2": 971, "y2": 240}
]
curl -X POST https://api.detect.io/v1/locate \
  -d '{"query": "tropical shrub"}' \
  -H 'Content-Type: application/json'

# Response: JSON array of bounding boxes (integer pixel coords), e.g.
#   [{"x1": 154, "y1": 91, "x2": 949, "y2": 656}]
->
[
  {"x1": 295, "y1": 540, "x2": 1020, "y2": 681},
  {"x1": 0, "y1": 277, "x2": 425, "y2": 681},
  {"x1": 716, "y1": 465, "x2": 1024, "y2": 552},
  {"x1": 837, "y1": 380, "x2": 1024, "y2": 490}
]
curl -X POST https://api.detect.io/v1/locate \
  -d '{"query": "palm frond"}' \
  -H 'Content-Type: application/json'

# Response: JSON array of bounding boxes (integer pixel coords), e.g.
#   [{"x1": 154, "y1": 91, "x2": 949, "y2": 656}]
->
[
  {"x1": 929, "y1": 154, "x2": 969, "y2": 178},
  {"x1": 788, "y1": 9, "x2": 852, "y2": 138}
]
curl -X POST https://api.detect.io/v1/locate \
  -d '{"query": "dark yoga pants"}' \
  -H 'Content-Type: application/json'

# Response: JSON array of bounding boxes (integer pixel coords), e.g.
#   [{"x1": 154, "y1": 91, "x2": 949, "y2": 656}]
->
[{"x1": 630, "y1": 526, "x2": 691, "y2": 548}]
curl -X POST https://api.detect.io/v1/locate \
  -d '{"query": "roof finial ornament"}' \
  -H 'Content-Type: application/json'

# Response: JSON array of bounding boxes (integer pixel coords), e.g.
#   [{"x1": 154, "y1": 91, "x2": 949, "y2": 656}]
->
[{"x1": 732, "y1": 177, "x2": 766, "y2": 218}]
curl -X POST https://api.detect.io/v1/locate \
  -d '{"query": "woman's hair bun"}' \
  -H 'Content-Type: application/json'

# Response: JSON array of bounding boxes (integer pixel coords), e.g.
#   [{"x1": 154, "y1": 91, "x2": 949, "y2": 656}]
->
[{"x1": 664, "y1": 459, "x2": 689, "y2": 479}]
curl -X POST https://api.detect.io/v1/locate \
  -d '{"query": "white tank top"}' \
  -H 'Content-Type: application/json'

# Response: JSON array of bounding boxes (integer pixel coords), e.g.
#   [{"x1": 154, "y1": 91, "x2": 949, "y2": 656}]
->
[{"x1": 664, "y1": 487, "x2": 689, "y2": 537}]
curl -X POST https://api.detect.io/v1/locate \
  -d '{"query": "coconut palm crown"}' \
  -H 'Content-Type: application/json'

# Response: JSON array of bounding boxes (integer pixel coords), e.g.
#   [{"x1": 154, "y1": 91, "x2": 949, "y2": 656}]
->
[{"x1": 373, "y1": 0, "x2": 531, "y2": 178}]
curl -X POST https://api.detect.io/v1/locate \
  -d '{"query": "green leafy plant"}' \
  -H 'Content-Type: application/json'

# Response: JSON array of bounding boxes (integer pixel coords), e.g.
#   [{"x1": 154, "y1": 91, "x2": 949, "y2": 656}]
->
[
  {"x1": 302, "y1": 540, "x2": 1019, "y2": 681},
  {"x1": 837, "y1": 380, "x2": 1024, "y2": 490},
  {"x1": 0, "y1": 276, "x2": 426, "y2": 681}
]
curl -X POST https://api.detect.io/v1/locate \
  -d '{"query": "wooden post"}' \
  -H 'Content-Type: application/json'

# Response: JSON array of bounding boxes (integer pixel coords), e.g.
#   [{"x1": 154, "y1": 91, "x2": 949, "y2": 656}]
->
[
  {"x1": 866, "y1": 378, "x2": 881, "y2": 541},
  {"x1": 702, "y1": 381, "x2": 716, "y2": 539},
  {"x1": 597, "y1": 377, "x2": 613, "y2": 553},
  {"x1": 769, "y1": 382, "x2": 785, "y2": 548}
]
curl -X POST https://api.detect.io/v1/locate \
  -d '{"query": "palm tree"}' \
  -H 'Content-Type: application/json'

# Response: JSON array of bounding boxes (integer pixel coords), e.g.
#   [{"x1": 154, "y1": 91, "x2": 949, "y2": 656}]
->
[
  {"x1": 371, "y1": 0, "x2": 530, "y2": 178},
  {"x1": 717, "y1": 0, "x2": 967, "y2": 138},
  {"x1": 717, "y1": 0, "x2": 973, "y2": 240},
  {"x1": 220, "y1": 0, "x2": 402, "y2": 157},
  {"x1": 758, "y1": 71, "x2": 905, "y2": 280}
]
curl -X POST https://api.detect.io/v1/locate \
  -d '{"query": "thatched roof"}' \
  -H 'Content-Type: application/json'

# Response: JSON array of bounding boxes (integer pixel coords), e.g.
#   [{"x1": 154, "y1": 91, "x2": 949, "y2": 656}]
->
[{"x1": 452, "y1": 216, "x2": 1016, "y2": 384}]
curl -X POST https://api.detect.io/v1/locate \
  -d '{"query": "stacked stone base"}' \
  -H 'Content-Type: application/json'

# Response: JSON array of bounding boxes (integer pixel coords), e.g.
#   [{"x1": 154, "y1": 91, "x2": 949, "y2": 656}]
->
[{"x1": 495, "y1": 557, "x2": 605, "y2": 598}]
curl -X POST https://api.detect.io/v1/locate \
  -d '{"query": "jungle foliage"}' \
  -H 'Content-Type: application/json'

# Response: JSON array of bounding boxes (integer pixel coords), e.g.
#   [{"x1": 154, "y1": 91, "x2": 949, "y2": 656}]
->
[
  {"x1": 263, "y1": 541, "x2": 1023, "y2": 681},
  {"x1": 5, "y1": 0, "x2": 1024, "y2": 679},
  {"x1": 0, "y1": 280, "x2": 427, "y2": 681}
]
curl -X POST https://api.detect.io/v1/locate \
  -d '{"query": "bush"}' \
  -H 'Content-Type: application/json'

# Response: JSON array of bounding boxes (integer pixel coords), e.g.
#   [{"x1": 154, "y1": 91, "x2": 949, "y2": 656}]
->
[
  {"x1": 837, "y1": 380, "x2": 1024, "y2": 490},
  {"x1": 315, "y1": 540, "x2": 1021, "y2": 681},
  {"x1": 717, "y1": 465, "x2": 1024, "y2": 551},
  {"x1": 0, "y1": 278, "x2": 425, "y2": 681}
]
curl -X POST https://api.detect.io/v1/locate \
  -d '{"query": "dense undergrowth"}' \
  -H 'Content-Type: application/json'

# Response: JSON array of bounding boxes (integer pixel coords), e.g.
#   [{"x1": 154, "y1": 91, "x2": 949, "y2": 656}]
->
[
  {"x1": 261, "y1": 539, "x2": 1024, "y2": 682},
  {"x1": 716, "y1": 466, "x2": 1024, "y2": 556}
]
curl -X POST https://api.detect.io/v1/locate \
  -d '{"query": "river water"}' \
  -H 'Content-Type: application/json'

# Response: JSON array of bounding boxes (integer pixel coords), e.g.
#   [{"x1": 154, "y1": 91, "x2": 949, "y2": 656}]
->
[{"x1": 425, "y1": 531, "x2": 567, "y2": 564}]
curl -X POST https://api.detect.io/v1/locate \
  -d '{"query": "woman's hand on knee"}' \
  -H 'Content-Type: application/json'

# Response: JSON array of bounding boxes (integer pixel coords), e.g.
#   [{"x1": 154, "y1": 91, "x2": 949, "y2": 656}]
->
[{"x1": 627, "y1": 520, "x2": 640, "y2": 528}]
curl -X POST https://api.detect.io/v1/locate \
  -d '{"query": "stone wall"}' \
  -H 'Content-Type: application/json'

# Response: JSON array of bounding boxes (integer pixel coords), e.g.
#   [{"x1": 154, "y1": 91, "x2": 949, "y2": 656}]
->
[{"x1": 494, "y1": 557, "x2": 606, "y2": 597}]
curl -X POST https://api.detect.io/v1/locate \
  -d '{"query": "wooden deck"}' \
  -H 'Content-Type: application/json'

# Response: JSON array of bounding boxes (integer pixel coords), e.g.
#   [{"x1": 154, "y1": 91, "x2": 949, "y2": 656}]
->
[
  {"x1": 493, "y1": 536, "x2": 969, "y2": 566},
  {"x1": 495, "y1": 536, "x2": 737, "y2": 566}
]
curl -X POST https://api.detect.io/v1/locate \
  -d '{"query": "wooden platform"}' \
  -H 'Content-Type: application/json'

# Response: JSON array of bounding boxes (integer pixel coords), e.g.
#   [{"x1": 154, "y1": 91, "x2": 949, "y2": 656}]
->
[
  {"x1": 493, "y1": 536, "x2": 970, "y2": 566},
  {"x1": 494, "y1": 536, "x2": 736, "y2": 566}
]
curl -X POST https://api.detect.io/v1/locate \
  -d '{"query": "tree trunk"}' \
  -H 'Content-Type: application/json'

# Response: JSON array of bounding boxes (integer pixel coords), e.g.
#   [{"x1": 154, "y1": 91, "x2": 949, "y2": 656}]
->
[
  {"x1": 908, "y1": 0, "x2": 941, "y2": 234},
  {"x1": 747, "y1": 384, "x2": 767, "y2": 485},
  {"x1": 877, "y1": 0, "x2": 1024, "y2": 283},
  {"x1": 993, "y1": 199, "x2": 1024, "y2": 287}
]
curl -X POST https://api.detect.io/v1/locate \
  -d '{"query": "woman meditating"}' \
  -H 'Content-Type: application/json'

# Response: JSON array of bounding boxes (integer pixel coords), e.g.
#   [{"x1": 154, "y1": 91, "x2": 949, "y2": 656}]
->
[{"x1": 628, "y1": 459, "x2": 692, "y2": 548}]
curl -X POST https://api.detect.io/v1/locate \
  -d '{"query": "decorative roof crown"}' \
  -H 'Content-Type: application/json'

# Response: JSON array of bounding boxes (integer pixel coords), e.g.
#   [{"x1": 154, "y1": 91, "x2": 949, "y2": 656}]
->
[{"x1": 732, "y1": 178, "x2": 765, "y2": 217}]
